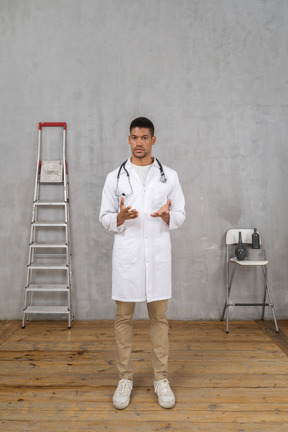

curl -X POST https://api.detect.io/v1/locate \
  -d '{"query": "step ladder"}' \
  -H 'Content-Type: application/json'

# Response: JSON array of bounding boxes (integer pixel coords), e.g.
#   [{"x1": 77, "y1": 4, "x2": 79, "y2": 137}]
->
[{"x1": 22, "y1": 122, "x2": 73, "y2": 328}]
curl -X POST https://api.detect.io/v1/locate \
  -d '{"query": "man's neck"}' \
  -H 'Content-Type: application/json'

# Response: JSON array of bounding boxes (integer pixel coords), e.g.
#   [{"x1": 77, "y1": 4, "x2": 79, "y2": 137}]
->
[{"x1": 130, "y1": 156, "x2": 154, "y2": 166}]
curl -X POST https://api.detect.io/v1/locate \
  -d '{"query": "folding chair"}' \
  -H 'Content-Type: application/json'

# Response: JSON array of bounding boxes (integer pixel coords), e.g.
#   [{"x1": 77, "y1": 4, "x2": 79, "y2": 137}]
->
[{"x1": 221, "y1": 228, "x2": 279, "y2": 334}]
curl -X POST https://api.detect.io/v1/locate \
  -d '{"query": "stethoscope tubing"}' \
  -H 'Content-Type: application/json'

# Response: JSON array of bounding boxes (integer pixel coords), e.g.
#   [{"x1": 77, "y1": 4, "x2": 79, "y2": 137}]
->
[{"x1": 115, "y1": 158, "x2": 167, "y2": 197}]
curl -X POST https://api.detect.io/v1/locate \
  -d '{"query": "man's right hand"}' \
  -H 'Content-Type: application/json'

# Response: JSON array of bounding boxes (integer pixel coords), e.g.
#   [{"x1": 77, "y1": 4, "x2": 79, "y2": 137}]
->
[{"x1": 117, "y1": 196, "x2": 139, "y2": 226}]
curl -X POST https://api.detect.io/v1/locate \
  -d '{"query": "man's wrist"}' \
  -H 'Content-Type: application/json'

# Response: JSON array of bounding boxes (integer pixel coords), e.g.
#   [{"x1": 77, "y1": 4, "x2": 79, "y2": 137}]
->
[
  {"x1": 161, "y1": 213, "x2": 170, "y2": 225},
  {"x1": 117, "y1": 213, "x2": 125, "y2": 227}
]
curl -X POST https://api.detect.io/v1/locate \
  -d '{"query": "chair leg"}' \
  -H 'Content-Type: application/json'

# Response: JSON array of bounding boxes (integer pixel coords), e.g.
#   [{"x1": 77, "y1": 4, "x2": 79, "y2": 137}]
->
[
  {"x1": 262, "y1": 267, "x2": 280, "y2": 333},
  {"x1": 261, "y1": 269, "x2": 267, "y2": 320},
  {"x1": 266, "y1": 284, "x2": 280, "y2": 333},
  {"x1": 221, "y1": 295, "x2": 229, "y2": 333},
  {"x1": 221, "y1": 265, "x2": 236, "y2": 334},
  {"x1": 221, "y1": 300, "x2": 227, "y2": 321},
  {"x1": 226, "y1": 304, "x2": 229, "y2": 334}
]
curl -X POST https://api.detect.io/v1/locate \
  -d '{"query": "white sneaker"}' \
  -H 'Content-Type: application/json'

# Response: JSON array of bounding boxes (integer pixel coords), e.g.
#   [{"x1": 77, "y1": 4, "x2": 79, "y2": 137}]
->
[
  {"x1": 154, "y1": 378, "x2": 175, "y2": 409},
  {"x1": 113, "y1": 379, "x2": 133, "y2": 409}
]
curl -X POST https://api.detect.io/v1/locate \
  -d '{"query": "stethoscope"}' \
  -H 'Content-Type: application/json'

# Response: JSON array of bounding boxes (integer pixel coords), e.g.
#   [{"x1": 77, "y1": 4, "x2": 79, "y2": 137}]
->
[{"x1": 115, "y1": 158, "x2": 167, "y2": 197}]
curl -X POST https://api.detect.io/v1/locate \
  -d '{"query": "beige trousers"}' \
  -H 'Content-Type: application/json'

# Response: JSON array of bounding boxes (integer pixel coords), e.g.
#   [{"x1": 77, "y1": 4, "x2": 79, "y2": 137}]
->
[{"x1": 114, "y1": 300, "x2": 169, "y2": 381}]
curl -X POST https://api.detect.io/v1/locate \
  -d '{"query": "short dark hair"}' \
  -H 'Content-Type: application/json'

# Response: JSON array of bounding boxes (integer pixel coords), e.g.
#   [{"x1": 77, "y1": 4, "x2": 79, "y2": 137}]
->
[{"x1": 130, "y1": 117, "x2": 154, "y2": 136}]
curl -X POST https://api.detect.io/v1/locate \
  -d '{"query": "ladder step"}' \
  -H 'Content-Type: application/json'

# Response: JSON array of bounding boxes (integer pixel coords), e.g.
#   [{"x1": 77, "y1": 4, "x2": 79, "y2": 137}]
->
[
  {"x1": 32, "y1": 222, "x2": 67, "y2": 227},
  {"x1": 23, "y1": 306, "x2": 69, "y2": 314},
  {"x1": 28, "y1": 263, "x2": 68, "y2": 270},
  {"x1": 39, "y1": 181, "x2": 64, "y2": 185},
  {"x1": 34, "y1": 201, "x2": 67, "y2": 206},
  {"x1": 30, "y1": 242, "x2": 68, "y2": 248},
  {"x1": 32, "y1": 254, "x2": 68, "y2": 260},
  {"x1": 26, "y1": 284, "x2": 69, "y2": 292}
]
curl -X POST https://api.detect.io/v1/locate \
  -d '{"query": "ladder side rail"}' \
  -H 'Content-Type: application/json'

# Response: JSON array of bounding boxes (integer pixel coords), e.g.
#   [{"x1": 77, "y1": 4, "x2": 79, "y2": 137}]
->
[
  {"x1": 66, "y1": 241, "x2": 70, "y2": 267},
  {"x1": 65, "y1": 149, "x2": 73, "y2": 323},
  {"x1": 65, "y1": 181, "x2": 70, "y2": 224},
  {"x1": 33, "y1": 129, "x2": 42, "y2": 202},
  {"x1": 68, "y1": 261, "x2": 73, "y2": 327},
  {"x1": 30, "y1": 201, "x2": 39, "y2": 264},
  {"x1": 27, "y1": 128, "x2": 42, "y2": 293},
  {"x1": 63, "y1": 129, "x2": 68, "y2": 204},
  {"x1": 62, "y1": 128, "x2": 70, "y2": 252},
  {"x1": 30, "y1": 129, "x2": 41, "y2": 245}
]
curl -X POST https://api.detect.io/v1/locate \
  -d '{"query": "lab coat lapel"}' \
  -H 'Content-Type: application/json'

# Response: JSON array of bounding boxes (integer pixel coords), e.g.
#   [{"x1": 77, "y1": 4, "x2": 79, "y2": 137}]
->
[
  {"x1": 126, "y1": 158, "x2": 145, "y2": 189},
  {"x1": 145, "y1": 158, "x2": 159, "y2": 188}
]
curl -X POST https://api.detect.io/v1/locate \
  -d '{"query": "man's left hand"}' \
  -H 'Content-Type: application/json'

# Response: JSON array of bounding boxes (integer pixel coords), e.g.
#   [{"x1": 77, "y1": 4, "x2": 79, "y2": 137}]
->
[{"x1": 150, "y1": 199, "x2": 171, "y2": 225}]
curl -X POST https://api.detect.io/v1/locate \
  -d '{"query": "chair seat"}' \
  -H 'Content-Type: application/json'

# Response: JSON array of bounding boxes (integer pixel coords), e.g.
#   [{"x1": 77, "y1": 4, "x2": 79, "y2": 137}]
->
[{"x1": 230, "y1": 257, "x2": 268, "y2": 266}]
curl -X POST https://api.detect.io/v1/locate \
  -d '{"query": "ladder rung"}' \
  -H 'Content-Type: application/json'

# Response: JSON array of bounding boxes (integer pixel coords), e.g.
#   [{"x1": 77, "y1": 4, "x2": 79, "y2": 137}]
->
[
  {"x1": 30, "y1": 242, "x2": 68, "y2": 248},
  {"x1": 33, "y1": 255, "x2": 68, "y2": 260},
  {"x1": 26, "y1": 284, "x2": 69, "y2": 292},
  {"x1": 33, "y1": 201, "x2": 67, "y2": 206},
  {"x1": 39, "y1": 181, "x2": 64, "y2": 185},
  {"x1": 28, "y1": 263, "x2": 68, "y2": 270},
  {"x1": 233, "y1": 303, "x2": 271, "y2": 307},
  {"x1": 32, "y1": 222, "x2": 67, "y2": 227},
  {"x1": 23, "y1": 306, "x2": 69, "y2": 314}
]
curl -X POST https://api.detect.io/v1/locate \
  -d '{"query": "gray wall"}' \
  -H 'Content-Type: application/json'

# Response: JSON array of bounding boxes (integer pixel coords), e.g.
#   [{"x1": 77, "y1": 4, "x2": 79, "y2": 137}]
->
[{"x1": 1, "y1": 0, "x2": 288, "y2": 320}]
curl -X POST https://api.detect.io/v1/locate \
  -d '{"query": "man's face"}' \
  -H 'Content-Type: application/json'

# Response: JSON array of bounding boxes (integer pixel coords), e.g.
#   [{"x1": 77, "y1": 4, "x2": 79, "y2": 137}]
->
[{"x1": 128, "y1": 127, "x2": 156, "y2": 160}]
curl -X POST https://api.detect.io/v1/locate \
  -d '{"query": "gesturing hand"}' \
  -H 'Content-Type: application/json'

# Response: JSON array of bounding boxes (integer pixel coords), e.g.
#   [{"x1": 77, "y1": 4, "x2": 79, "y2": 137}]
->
[
  {"x1": 117, "y1": 196, "x2": 139, "y2": 226},
  {"x1": 150, "y1": 199, "x2": 171, "y2": 225}
]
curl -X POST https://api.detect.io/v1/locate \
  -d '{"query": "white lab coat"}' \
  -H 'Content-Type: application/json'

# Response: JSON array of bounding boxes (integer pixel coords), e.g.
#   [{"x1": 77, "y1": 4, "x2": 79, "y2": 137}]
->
[{"x1": 99, "y1": 158, "x2": 186, "y2": 303}]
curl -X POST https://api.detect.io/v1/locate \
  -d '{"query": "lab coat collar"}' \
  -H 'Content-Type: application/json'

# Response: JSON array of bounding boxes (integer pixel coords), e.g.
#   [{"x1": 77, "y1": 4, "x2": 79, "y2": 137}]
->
[{"x1": 125, "y1": 157, "x2": 159, "y2": 171}]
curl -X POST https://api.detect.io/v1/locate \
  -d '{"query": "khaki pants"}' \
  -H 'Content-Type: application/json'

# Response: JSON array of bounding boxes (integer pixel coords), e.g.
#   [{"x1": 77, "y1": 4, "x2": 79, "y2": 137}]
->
[{"x1": 114, "y1": 300, "x2": 169, "y2": 381}]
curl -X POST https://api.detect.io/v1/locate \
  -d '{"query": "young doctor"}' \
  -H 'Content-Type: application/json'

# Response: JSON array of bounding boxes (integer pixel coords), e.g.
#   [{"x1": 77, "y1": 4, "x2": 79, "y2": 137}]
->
[{"x1": 99, "y1": 117, "x2": 185, "y2": 410}]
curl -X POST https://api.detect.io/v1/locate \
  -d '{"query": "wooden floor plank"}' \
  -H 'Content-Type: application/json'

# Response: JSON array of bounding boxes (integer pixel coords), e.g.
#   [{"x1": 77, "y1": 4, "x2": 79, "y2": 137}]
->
[
  {"x1": 1, "y1": 421, "x2": 288, "y2": 432},
  {"x1": 0, "y1": 339, "x2": 281, "y2": 352},
  {"x1": 1, "y1": 373, "x2": 288, "y2": 388},
  {"x1": 2, "y1": 399, "x2": 288, "y2": 413},
  {"x1": 0, "y1": 348, "x2": 286, "y2": 361},
  {"x1": 1, "y1": 361, "x2": 287, "y2": 378},
  {"x1": 1, "y1": 407, "x2": 288, "y2": 422},
  {"x1": 0, "y1": 319, "x2": 288, "y2": 431},
  {"x1": 0, "y1": 386, "x2": 288, "y2": 403}
]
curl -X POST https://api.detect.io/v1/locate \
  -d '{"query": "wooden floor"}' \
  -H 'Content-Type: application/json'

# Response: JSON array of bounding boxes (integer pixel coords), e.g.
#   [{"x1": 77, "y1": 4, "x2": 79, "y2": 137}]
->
[{"x1": 1, "y1": 320, "x2": 288, "y2": 432}]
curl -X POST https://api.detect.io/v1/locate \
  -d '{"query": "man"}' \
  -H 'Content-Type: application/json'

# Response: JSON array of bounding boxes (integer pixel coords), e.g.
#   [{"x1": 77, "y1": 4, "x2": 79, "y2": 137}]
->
[{"x1": 99, "y1": 117, "x2": 185, "y2": 410}]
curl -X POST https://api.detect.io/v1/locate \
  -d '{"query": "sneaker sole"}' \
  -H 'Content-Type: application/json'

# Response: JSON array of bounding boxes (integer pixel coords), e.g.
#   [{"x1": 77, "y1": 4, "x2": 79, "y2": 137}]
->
[
  {"x1": 158, "y1": 399, "x2": 175, "y2": 409},
  {"x1": 113, "y1": 398, "x2": 130, "y2": 410}
]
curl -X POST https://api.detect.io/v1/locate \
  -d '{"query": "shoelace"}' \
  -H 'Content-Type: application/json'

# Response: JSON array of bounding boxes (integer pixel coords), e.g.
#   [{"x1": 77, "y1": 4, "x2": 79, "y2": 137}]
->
[
  {"x1": 155, "y1": 378, "x2": 170, "y2": 393},
  {"x1": 118, "y1": 379, "x2": 132, "y2": 394}
]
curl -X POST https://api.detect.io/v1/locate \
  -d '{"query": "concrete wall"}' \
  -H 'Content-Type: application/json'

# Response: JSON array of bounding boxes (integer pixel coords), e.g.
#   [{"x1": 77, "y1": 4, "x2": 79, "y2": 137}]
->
[{"x1": 1, "y1": 0, "x2": 288, "y2": 321}]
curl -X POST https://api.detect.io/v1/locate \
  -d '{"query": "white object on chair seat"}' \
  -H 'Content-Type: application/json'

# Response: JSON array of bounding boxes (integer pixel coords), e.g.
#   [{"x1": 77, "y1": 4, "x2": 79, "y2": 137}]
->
[
  {"x1": 230, "y1": 257, "x2": 268, "y2": 266},
  {"x1": 226, "y1": 229, "x2": 255, "y2": 245}
]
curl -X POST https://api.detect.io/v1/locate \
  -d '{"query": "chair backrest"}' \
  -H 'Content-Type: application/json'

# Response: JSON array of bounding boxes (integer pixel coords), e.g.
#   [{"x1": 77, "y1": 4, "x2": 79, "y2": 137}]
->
[{"x1": 226, "y1": 229, "x2": 261, "y2": 246}]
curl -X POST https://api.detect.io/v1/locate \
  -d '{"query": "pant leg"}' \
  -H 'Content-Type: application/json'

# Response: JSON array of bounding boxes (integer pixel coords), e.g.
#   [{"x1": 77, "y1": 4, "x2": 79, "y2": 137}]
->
[
  {"x1": 147, "y1": 300, "x2": 169, "y2": 381},
  {"x1": 114, "y1": 301, "x2": 136, "y2": 379}
]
